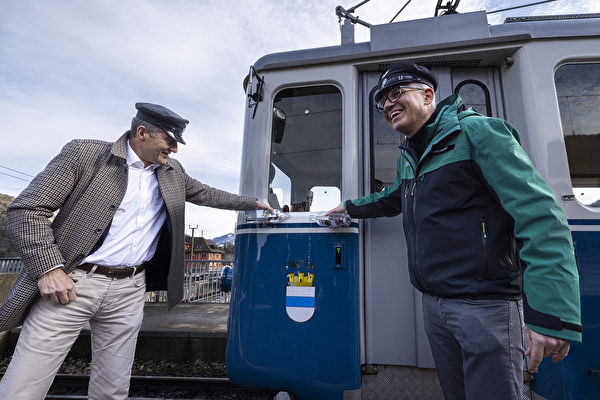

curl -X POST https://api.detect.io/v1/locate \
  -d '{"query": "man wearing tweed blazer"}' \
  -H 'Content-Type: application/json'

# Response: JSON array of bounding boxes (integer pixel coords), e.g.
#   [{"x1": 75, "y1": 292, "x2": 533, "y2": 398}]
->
[{"x1": 0, "y1": 103, "x2": 272, "y2": 400}]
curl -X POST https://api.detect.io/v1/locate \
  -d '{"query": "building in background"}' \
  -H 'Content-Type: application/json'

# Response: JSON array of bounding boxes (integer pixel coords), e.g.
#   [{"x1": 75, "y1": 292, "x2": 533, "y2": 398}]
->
[{"x1": 184, "y1": 237, "x2": 223, "y2": 270}]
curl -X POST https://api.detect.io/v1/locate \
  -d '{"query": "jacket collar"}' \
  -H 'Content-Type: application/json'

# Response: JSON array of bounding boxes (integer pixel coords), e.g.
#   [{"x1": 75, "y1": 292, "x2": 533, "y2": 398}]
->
[
  {"x1": 426, "y1": 93, "x2": 463, "y2": 145},
  {"x1": 111, "y1": 132, "x2": 129, "y2": 160},
  {"x1": 400, "y1": 94, "x2": 463, "y2": 166},
  {"x1": 403, "y1": 110, "x2": 438, "y2": 159}
]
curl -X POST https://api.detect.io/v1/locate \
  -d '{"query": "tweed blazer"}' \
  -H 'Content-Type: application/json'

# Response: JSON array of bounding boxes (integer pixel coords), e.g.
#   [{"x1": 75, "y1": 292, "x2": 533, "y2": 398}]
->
[{"x1": 0, "y1": 132, "x2": 256, "y2": 331}]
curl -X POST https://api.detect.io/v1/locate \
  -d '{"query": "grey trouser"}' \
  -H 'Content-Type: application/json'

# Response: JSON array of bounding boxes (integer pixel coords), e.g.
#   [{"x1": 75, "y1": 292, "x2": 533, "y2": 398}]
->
[
  {"x1": 422, "y1": 294, "x2": 525, "y2": 400},
  {"x1": 0, "y1": 268, "x2": 146, "y2": 400}
]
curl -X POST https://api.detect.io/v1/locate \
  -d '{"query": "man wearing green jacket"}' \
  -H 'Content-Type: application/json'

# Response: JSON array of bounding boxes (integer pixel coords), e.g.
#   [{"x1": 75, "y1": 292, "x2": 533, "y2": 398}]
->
[{"x1": 327, "y1": 62, "x2": 581, "y2": 400}]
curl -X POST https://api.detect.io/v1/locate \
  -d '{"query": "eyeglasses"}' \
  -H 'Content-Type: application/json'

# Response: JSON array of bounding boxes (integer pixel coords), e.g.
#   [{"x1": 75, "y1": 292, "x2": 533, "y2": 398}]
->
[{"x1": 375, "y1": 85, "x2": 424, "y2": 113}]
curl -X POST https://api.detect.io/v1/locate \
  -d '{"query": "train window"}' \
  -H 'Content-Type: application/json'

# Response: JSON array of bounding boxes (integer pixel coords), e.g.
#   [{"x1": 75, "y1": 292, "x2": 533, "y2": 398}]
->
[
  {"x1": 555, "y1": 63, "x2": 600, "y2": 207},
  {"x1": 309, "y1": 186, "x2": 341, "y2": 211},
  {"x1": 269, "y1": 85, "x2": 342, "y2": 212},
  {"x1": 455, "y1": 80, "x2": 492, "y2": 117},
  {"x1": 370, "y1": 89, "x2": 402, "y2": 193}
]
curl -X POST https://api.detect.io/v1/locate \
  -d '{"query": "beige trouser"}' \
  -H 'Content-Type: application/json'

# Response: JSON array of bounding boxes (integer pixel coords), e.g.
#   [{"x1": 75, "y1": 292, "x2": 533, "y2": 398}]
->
[{"x1": 0, "y1": 267, "x2": 146, "y2": 400}]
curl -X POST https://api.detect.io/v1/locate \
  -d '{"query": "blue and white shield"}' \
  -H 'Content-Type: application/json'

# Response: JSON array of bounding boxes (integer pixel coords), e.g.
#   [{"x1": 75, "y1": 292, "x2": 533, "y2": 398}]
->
[{"x1": 285, "y1": 286, "x2": 316, "y2": 323}]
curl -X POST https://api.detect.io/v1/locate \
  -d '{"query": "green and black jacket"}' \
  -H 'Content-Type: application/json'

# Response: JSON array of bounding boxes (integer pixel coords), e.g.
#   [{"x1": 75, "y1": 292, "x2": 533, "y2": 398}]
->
[{"x1": 346, "y1": 94, "x2": 582, "y2": 342}]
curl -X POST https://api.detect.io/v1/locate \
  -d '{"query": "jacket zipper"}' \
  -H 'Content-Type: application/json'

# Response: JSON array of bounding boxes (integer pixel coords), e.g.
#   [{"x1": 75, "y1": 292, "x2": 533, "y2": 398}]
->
[
  {"x1": 401, "y1": 150, "x2": 422, "y2": 285},
  {"x1": 481, "y1": 217, "x2": 489, "y2": 277}
]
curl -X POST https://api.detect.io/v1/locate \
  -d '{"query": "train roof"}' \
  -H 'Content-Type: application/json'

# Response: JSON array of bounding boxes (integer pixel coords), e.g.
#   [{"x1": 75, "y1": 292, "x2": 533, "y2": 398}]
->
[{"x1": 251, "y1": 11, "x2": 600, "y2": 72}]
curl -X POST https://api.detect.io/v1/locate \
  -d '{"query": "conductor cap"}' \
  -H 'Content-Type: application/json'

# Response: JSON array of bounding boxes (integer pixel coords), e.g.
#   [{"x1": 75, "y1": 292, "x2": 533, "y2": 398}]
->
[
  {"x1": 135, "y1": 102, "x2": 189, "y2": 145},
  {"x1": 374, "y1": 62, "x2": 438, "y2": 102}
]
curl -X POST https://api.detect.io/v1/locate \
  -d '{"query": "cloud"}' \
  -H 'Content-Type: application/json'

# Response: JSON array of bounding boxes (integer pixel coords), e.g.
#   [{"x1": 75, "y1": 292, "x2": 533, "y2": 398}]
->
[
  {"x1": 1, "y1": 0, "x2": 599, "y2": 237},
  {"x1": 0, "y1": 0, "x2": 344, "y2": 237}
]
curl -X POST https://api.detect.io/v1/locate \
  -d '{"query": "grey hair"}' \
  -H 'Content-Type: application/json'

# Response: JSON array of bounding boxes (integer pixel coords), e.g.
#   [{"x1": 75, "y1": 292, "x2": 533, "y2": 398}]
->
[
  {"x1": 129, "y1": 117, "x2": 162, "y2": 138},
  {"x1": 410, "y1": 82, "x2": 437, "y2": 107}
]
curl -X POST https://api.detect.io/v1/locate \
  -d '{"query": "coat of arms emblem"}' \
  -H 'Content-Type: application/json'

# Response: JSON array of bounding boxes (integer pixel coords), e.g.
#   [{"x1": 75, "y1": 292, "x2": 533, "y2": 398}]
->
[{"x1": 285, "y1": 272, "x2": 315, "y2": 323}]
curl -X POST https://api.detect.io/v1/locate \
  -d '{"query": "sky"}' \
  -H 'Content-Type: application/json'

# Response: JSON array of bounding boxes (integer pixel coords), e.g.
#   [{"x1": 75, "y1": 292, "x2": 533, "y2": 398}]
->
[{"x1": 1, "y1": 0, "x2": 598, "y2": 239}]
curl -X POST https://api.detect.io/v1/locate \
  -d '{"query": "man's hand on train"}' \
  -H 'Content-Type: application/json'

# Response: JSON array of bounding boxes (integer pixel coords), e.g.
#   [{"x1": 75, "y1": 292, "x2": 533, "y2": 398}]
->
[
  {"x1": 255, "y1": 201, "x2": 274, "y2": 215},
  {"x1": 524, "y1": 325, "x2": 570, "y2": 373},
  {"x1": 325, "y1": 204, "x2": 347, "y2": 216},
  {"x1": 323, "y1": 204, "x2": 348, "y2": 229},
  {"x1": 38, "y1": 268, "x2": 77, "y2": 305}
]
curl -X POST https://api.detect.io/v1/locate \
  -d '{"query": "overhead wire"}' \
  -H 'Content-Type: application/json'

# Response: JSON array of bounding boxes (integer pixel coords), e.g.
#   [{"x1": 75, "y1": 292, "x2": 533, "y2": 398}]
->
[
  {"x1": 0, "y1": 164, "x2": 34, "y2": 183},
  {"x1": 0, "y1": 171, "x2": 30, "y2": 182},
  {"x1": 0, "y1": 164, "x2": 34, "y2": 177}
]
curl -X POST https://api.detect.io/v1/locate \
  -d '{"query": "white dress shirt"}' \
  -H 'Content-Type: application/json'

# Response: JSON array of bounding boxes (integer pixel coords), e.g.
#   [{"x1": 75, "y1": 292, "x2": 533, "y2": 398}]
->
[{"x1": 82, "y1": 140, "x2": 167, "y2": 267}]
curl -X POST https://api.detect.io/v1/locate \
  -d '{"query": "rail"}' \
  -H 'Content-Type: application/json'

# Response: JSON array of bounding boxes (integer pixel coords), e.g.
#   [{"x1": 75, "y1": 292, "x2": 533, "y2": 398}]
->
[
  {"x1": 0, "y1": 258, "x2": 232, "y2": 304},
  {"x1": 0, "y1": 372, "x2": 271, "y2": 400}
]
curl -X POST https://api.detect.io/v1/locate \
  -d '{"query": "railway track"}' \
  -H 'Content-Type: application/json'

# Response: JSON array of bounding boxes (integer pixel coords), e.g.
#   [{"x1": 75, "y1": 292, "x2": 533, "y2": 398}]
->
[{"x1": 0, "y1": 373, "x2": 276, "y2": 400}]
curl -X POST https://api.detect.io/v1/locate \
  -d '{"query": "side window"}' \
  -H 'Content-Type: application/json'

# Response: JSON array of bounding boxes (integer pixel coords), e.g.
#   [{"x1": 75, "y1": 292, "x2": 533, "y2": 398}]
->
[
  {"x1": 455, "y1": 80, "x2": 492, "y2": 117},
  {"x1": 269, "y1": 85, "x2": 342, "y2": 212},
  {"x1": 555, "y1": 63, "x2": 600, "y2": 207}
]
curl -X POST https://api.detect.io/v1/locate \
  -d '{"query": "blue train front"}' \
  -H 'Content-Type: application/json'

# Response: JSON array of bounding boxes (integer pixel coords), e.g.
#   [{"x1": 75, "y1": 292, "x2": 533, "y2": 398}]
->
[
  {"x1": 225, "y1": 214, "x2": 360, "y2": 400},
  {"x1": 222, "y1": 78, "x2": 364, "y2": 399}
]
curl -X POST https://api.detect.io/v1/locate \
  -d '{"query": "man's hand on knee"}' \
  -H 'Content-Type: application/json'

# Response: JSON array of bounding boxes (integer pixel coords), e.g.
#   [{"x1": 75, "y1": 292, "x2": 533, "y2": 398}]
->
[{"x1": 38, "y1": 268, "x2": 77, "y2": 304}]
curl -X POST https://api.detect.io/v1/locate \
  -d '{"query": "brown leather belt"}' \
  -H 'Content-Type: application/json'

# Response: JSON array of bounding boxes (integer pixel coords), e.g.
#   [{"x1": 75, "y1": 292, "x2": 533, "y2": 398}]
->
[{"x1": 78, "y1": 262, "x2": 145, "y2": 278}]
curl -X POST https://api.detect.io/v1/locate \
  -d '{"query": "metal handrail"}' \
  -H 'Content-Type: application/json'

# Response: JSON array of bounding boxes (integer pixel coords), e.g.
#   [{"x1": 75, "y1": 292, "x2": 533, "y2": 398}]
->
[
  {"x1": 0, "y1": 258, "x2": 22, "y2": 273},
  {"x1": 0, "y1": 258, "x2": 232, "y2": 304}
]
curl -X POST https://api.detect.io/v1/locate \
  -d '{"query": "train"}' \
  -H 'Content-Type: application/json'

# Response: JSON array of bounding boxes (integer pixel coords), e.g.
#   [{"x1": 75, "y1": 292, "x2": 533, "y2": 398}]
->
[{"x1": 219, "y1": 3, "x2": 600, "y2": 399}]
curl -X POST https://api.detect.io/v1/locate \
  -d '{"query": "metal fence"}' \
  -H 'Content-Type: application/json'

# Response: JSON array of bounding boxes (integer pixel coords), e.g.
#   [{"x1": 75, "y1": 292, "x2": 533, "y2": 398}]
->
[
  {"x1": 146, "y1": 260, "x2": 232, "y2": 304},
  {"x1": 0, "y1": 258, "x2": 22, "y2": 273},
  {"x1": 0, "y1": 258, "x2": 231, "y2": 304}
]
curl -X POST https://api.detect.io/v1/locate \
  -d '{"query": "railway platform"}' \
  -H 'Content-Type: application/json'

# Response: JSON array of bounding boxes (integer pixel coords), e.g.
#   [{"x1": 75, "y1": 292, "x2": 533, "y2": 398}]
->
[{"x1": 1, "y1": 302, "x2": 230, "y2": 362}]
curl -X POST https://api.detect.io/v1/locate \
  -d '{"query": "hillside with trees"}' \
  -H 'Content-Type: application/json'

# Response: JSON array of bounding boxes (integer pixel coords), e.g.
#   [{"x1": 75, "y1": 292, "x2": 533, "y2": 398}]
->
[{"x1": 0, "y1": 194, "x2": 18, "y2": 257}]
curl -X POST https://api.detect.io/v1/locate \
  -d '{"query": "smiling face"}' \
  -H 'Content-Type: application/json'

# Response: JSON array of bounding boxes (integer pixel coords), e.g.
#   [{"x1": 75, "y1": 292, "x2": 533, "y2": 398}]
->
[
  {"x1": 131, "y1": 125, "x2": 179, "y2": 167},
  {"x1": 382, "y1": 84, "x2": 436, "y2": 138}
]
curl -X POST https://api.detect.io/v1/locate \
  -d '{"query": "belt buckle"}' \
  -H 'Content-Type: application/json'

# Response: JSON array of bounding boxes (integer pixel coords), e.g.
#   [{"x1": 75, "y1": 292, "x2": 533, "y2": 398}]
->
[{"x1": 107, "y1": 267, "x2": 133, "y2": 278}]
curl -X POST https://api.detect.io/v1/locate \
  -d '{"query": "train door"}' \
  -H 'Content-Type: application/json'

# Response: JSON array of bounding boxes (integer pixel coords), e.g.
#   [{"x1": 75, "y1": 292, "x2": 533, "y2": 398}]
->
[
  {"x1": 360, "y1": 65, "x2": 503, "y2": 372},
  {"x1": 228, "y1": 71, "x2": 363, "y2": 400}
]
